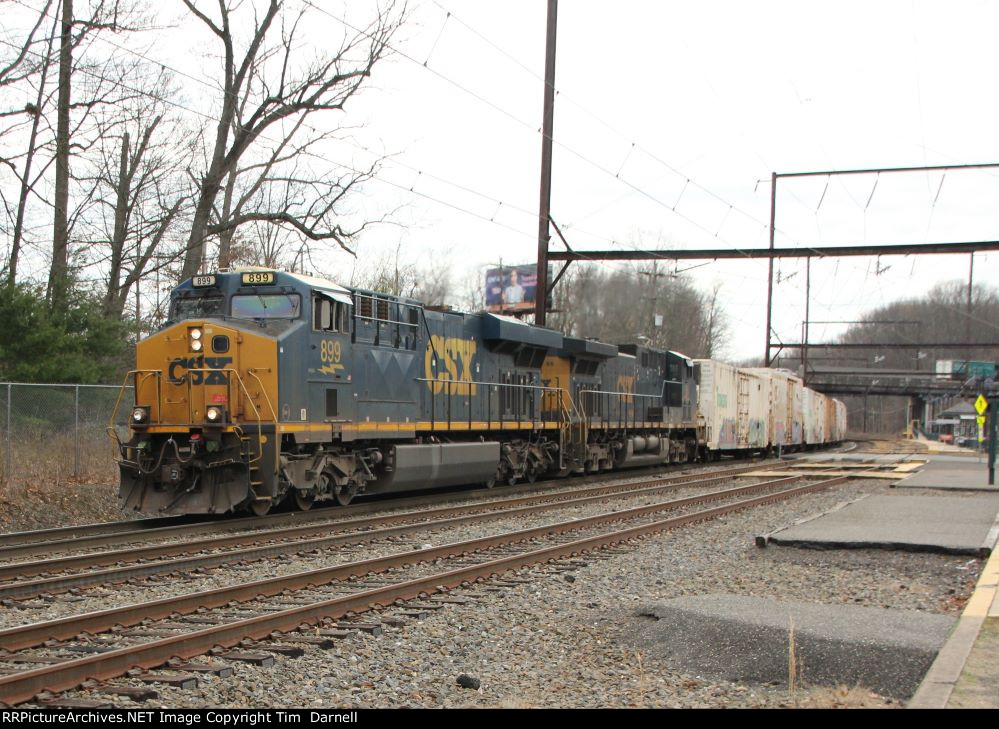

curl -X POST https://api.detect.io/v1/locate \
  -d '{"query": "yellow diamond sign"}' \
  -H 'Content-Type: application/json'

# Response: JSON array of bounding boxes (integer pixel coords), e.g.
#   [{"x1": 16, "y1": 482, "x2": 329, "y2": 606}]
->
[{"x1": 975, "y1": 394, "x2": 988, "y2": 415}]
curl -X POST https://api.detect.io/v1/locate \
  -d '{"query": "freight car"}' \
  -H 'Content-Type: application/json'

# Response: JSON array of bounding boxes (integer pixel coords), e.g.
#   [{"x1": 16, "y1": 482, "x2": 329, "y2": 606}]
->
[
  {"x1": 112, "y1": 269, "x2": 703, "y2": 515},
  {"x1": 694, "y1": 361, "x2": 847, "y2": 457}
]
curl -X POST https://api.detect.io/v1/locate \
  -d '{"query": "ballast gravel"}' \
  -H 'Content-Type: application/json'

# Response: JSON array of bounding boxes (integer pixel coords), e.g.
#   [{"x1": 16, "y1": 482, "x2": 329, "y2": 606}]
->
[
  {"x1": 0, "y1": 476, "x2": 789, "y2": 628},
  {"x1": 50, "y1": 477, "x2": 982, "y2": 709}
]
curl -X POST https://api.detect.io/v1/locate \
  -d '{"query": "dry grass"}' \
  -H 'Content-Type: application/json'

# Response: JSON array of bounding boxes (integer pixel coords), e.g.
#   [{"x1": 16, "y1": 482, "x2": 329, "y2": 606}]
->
[
  {"x1": 0, "y1": 430, "x2": 123, "y2": 532},
  {"x1": 793, "y1": 685, "x2": 898, "y2": 709},
  {"x1": 788, "y1": 617, "x2": 798, "y2": 706}
]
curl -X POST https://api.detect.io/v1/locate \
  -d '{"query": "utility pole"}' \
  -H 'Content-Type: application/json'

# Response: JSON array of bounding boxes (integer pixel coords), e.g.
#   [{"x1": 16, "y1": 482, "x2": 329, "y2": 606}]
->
[
  {"x1": 966, "y1": 252, "x2": 974, "y2": 343},
  {"x1": 989, "y1": 396, "x2": 996, "y2": 486},
  {"x1": 535, "y1": 0, "x2": 558, "y2": 327},
  {"x1": 764, "y1": 172, "x2": 777, "y2": 366},
  {"x1": 803, "y1": 256, "x2": 811, "y2": 383},
  {"x1": 639, "y1": 267, "x2": 669, "y2": 347}
]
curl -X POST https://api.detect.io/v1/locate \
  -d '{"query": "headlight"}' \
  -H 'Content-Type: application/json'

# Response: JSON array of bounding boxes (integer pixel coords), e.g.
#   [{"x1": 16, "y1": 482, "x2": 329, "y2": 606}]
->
[
  {"x1": 205, "y1": 406, "x2": 225, "y2": 424},
  {"x1": 131, "y1": 406, "x2": 149, "y2": 425},
  {"x1": 189, "y1": 327, "x2": 203, "y2": 352},
  {"x1": 191, "y1": 339, "x2": 203, "y2": 351},
  {"x1": 190, "y1": 328, "x2": 202, "y2": 340}
]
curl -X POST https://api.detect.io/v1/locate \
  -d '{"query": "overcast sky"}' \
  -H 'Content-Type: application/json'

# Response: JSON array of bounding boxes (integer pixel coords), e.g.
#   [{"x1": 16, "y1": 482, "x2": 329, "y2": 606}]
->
[
  {"x1": 12, "y1": 0, "x2": 999, "y2": 362},
  {"x1": 300, "y1": 0, "x2": 998, "y2": 362}
]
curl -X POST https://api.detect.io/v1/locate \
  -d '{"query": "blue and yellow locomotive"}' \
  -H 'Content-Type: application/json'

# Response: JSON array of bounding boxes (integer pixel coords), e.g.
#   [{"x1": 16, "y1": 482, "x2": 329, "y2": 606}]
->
[{"x1": 112, "y1": 269, "x2": 703, "y2": 514}]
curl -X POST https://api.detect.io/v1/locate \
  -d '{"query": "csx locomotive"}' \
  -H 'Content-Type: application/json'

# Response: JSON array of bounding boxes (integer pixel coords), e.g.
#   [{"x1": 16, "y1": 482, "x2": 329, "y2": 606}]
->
[{"x1": 112, "y1": 268, "x2": 843, "y2": 515}]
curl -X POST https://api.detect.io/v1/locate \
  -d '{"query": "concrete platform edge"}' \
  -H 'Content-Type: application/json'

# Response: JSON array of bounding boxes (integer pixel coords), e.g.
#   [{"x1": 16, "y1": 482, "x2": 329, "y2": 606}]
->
[{"x1": 909, "y1": 525, "x2": 999, "y2": 709}]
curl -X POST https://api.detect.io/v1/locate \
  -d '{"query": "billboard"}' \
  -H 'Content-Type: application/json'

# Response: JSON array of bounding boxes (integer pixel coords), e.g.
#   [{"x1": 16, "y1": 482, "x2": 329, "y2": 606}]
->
[{"x1": 485, "y1": 264, "x2": 551, "y2": 314}]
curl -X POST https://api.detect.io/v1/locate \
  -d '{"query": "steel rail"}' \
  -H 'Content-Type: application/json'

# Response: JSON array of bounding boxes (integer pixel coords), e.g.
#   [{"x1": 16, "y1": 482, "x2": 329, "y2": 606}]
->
[
  {"x1": 0, "y1": 469, "x2": 791, "y2": 600},
  {"x1": 0, "y1": 475, "x2": 847, "y2": 706},
  {"x1": 0, "y1": 475, "x2": 806, "y2": 649},
  {"x1": 0, "y1": 464, "x2": 777, "y2": 581},
  {"x1": 0, "y1": 462, "x2": 770, "y2": 559},
  {"x1": 0, "y1": 514, "x2": 207, "y2": 549}
]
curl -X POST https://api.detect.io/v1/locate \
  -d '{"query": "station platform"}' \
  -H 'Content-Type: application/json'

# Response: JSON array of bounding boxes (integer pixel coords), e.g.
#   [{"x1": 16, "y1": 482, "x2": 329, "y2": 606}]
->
[
  {"x1": 760, "y1": 493, "x2": 999, "y2": 556},
  {"x1": 761, "y1": 451, "x2": 999, "y2": 707},
  {"x1": 895, "y1": 455, "x2": 999, "y2": 492}
]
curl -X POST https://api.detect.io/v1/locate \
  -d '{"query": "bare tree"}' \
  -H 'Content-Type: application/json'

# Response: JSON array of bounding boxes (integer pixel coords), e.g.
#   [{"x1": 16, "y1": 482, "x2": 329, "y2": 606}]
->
[
  {"x1": 0, "y1": 0, "x2": 55, "y2": 139},
  {"x1": 48, "y1": 0, "x2": 145, "y2": 309},
  {"x1": 179, "y1": 0, "x2": 406, "y2": 280},
  {"x1": 698, "y1": 281, "x2": 728, "y2": 358},
  {"x1": 1, "y1": 0, "x2": 143, "y2": 292},
  {"x1": 345, "y1": 242, "x2": 452, "y2": 305},
  {"x1": 3, "y1": 1, "x2": 58, "y2": 285},
  {"x1": 548, "y1": 262, "x2": 723, "y2": 357},
  {"x1": 48, "y1": 0, "x2": 76, "y2": 308},
  {"x1": 74, "y1": 68, "x2": 192, "y2": 319}
]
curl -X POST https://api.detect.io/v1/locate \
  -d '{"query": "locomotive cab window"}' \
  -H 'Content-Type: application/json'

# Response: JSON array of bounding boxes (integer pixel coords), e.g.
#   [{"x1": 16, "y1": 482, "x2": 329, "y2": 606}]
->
[
  {"x1": 231, "y1": 293, "x2": 301, "y2": 319},
  {"x1": 171, "y1": 294, "x2": 224, "y2": 321},
  {"x1": 313, "y1": 294, "x2": 349, "y2": 333}
]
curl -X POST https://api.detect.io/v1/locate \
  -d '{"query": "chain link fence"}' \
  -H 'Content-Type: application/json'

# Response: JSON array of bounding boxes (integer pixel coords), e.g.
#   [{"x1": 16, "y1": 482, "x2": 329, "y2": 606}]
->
[{"x1": 0, "y1": 382, "x2": 132, "y2": 486}]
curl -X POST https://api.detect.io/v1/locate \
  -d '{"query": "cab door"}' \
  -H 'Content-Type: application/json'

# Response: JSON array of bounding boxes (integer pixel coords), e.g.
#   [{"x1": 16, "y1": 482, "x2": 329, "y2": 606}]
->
[{"x1": 308, "y1": 291, "x2": 354, "y2": 430}]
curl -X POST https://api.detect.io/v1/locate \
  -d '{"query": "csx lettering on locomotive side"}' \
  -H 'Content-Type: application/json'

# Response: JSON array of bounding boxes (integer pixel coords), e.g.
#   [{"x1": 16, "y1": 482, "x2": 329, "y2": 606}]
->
[{"x1": 423, "y1": 335, "x2": 477, "y2": 395}]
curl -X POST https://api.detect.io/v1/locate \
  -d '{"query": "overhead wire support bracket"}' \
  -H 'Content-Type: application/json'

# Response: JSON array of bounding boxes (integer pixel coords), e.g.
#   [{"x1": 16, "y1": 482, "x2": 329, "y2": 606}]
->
[{"x1": 547, "y1": 216, "x2": 574, "y2": 296}]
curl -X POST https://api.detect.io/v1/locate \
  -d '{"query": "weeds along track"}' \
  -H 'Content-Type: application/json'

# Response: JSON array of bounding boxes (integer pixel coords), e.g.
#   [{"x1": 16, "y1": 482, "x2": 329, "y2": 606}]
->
[
  {"x1": 0, "y1": 464, "x2": 785, "y2": 601},
  {"x1": 0, "y1": 474, "x2": 847, "y2": 706}
]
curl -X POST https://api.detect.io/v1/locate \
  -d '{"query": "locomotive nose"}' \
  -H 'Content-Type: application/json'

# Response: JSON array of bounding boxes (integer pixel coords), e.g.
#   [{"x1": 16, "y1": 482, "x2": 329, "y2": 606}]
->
[
  {"x1": 134, "y1": 321, "x2": 241, "y2": 426},
  {"x1": 118, "y1": 320, "x2": 279, "y2": 514}
]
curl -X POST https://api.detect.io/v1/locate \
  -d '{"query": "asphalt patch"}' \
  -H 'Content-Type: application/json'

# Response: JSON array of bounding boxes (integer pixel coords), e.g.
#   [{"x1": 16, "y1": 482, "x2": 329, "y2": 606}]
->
[
  {"x1": 766, "y1": 494, "x2": 999, "y2": 556},
  {"x1": 626, "y1": 594, "x2": 955, "y2": 698}
]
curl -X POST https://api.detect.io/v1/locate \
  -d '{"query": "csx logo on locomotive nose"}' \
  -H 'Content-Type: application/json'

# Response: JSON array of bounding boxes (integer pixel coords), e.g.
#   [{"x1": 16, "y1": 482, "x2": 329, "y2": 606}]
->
[{"x1": 168, "y1": 356, "x2": 233, "y2": 384}]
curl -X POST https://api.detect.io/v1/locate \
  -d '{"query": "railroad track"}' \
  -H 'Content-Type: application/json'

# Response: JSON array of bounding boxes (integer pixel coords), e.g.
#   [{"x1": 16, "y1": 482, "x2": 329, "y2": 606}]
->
[
  {"x1": 0, "y1": 473, "x2": 848, "y2": 706},
  {"x1": 0, "y1": 463, "x2": 782, "y2": 602},
  {"x1": 0, "y1": 460, "x2": 777, "y2": 556}
]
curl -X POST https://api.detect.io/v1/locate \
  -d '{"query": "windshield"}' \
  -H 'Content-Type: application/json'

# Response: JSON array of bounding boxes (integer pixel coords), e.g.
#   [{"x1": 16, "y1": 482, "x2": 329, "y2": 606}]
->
[
  {"x1": 231, "y1": 294, "x2": 301, "y2": 320},
  {"x1": 171, "y1": 295, "x2": 224, "y2": 321}
]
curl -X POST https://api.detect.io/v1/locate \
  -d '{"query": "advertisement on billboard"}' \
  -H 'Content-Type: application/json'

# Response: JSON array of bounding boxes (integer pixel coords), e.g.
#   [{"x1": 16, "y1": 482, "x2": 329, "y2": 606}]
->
[{"x1": 485, "y1": 264, "x2": 550, "y2": 314}]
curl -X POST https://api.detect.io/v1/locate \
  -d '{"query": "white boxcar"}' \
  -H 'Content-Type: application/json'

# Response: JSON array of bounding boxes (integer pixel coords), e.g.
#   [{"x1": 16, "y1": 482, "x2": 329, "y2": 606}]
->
[
  {"x1": 831, "y1": 398, "x2": 848, "y2": 442},
  {"x1": 803, "y1": 388, "x2": 827, "y2": 445},
  {"x1": 745, "y1": 368, "x2": 804, "y2": 449},
  {"x1": 694, "y1": 359, "x2": 769, "y2": 453}
]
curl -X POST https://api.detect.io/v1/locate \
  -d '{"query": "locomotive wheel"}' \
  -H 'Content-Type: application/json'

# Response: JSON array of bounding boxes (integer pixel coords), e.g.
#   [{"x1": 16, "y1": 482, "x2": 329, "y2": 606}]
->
[
  {"x1": 293, "y1": 490, "x2": 315, "y2": 511},
  {"x1": 483, "y1": 477, "x2": 497, "y2": 489},
  {"x1": 525, "y1": 464, "x2": 538, "y2": 483},
  {"x1": 335, "y1": 486, "x2": 355, "y2": 506},
  {"x1": 249, "y1": 499, "x2": 271, "y2": 517},
  {"x1": 506, "y1": 473, "x2": 518, "y2": 486}
]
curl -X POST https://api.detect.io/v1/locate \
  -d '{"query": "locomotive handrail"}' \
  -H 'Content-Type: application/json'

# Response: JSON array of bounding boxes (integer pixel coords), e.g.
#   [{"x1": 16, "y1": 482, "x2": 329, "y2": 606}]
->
[
  {"x1": 106, "y1": 369, "x2": 162, "y2": 461},
  {"x1": 578, "y1": 388, "x2": 664, "y2": 431},
  {"x1": 415, "y1": 377, "x2": 568, "y2": 430},
  {"x1": 245, "y1": 368, "x2": 280, "y2": 476}
]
